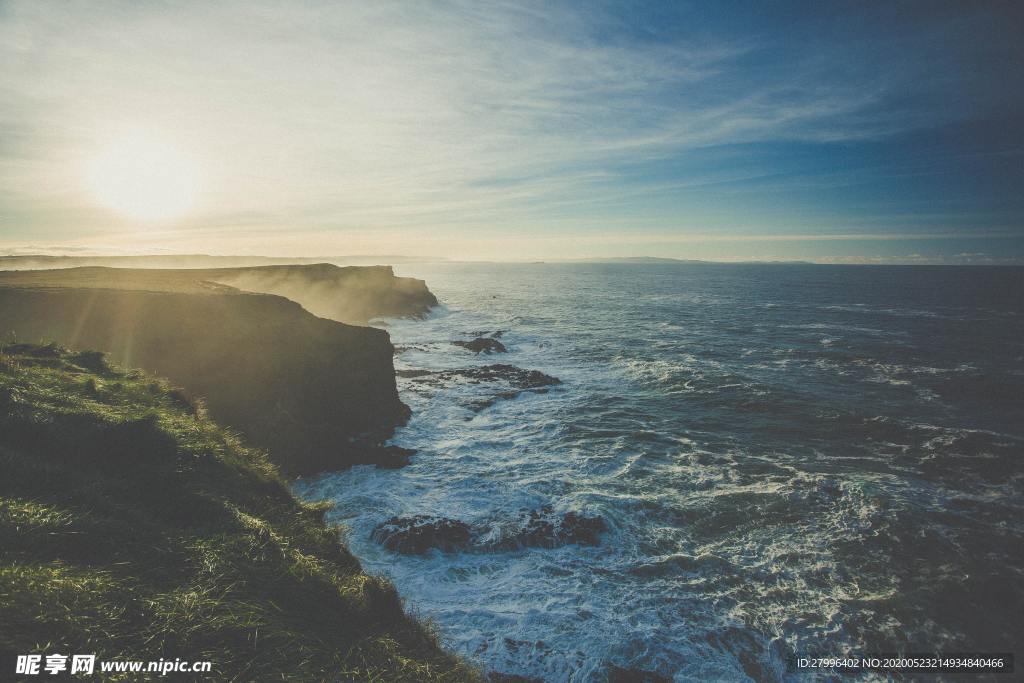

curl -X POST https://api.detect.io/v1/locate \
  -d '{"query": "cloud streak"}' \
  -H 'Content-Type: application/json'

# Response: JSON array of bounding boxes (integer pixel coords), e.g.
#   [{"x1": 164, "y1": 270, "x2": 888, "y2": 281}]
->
[{"x1": 0, "y1": 0, "x2": 1021, "y2": 259}]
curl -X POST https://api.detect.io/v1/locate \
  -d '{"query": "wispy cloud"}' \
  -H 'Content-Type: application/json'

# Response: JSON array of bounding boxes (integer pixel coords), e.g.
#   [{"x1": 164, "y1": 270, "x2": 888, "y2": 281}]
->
[{"x1": 0, "y1": 0, "x2": 1020, "y2": 258}]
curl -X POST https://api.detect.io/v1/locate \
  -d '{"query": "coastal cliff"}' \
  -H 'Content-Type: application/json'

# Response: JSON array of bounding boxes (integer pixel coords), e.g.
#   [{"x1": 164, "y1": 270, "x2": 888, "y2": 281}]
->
[
  {"x1": 203, "y1": 263, "x2": 437, "y2": 324},
  {"x1": 0, "y1": 263, "x2": 437, "y2": 325},
  {"x1": 0, "y1": 343, "x2": 478, "y2": 681},
  {"x1": 0, "y1": 265, "x2": 436, "y2": 474}
]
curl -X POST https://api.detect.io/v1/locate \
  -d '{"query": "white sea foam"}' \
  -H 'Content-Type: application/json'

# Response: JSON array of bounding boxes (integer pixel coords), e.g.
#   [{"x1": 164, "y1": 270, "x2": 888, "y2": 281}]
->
[{"x1": 293, "y1": 264, "x2": 1024, "y2": 681}]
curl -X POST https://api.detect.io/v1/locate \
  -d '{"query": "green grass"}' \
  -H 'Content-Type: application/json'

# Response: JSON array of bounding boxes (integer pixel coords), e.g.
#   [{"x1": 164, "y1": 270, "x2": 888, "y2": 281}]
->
[{"x1": 0, "y1": 343, "x2": 480, "y2": 681}]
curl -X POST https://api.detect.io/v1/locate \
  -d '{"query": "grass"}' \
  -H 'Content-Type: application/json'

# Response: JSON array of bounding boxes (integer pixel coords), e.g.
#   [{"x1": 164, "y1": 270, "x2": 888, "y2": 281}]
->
[{"x1": 0, "y1": 343, "x2": 480, "y2": 681}]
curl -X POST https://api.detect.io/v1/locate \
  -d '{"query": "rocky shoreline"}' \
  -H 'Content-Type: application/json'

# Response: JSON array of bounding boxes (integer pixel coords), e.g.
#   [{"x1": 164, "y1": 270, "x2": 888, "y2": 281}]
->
[
  {"x1": 376, "y1": 329, "x2": 609, "y2": 556},
  {"x1": 0, "y1": 263, "x2": 617, "y2": 680}
]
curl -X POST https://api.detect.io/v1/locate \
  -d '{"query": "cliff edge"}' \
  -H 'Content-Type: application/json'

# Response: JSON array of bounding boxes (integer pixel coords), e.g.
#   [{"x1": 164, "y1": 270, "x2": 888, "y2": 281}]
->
[
  {"x1": 0, "y1": 263, "x2": 437, "y2": 325},
  {"x1": 0, "y1": 343, "x2": 478, "y2": 681},
  {"x1": 0, "y1": 265, "x2": 436, "y2": 474}
]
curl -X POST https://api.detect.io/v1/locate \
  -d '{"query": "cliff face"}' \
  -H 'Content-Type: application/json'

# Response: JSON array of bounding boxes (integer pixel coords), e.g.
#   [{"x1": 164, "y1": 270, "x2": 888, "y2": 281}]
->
[
  {"x1": 0, "y1": 272, "x2": 418, "y2": 474},
  {"x1": 204, "y1": 263, "x2": 438, "y2": 324}
]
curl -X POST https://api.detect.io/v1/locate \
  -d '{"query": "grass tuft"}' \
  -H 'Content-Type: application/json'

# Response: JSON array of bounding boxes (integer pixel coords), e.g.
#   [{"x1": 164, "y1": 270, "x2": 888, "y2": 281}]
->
[{"x1": 0, "y1": 343, "x2": 480, "y2": 681}]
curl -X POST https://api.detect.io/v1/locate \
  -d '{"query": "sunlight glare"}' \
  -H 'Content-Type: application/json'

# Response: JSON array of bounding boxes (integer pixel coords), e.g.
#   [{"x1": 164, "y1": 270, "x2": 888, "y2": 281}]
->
[{"x1": 86, "y1": 130, "x2": 199, "y2": 221}]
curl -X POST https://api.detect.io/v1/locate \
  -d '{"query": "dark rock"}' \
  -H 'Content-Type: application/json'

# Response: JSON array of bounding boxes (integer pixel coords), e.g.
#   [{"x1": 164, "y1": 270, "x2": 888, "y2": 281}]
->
[
  {"x1": 358, "y1": 445, "x2": 416, "y2": 469},
  {"x1": 463, "y1": 389, "x2": 533, "y2": 413},
  {"x1": 401, "y1": 364, "x2": 560, "y2": 412},
  {"x1": 560, "y1": 510, "x2": 608, "y2": 545},
  {"x1": 502, "y1": 506, "x2": 607, "y2": 549},
  {"x1": 372, "y1": 506, "x2": 605, "y2": 554},
  {"x1": 403, "y1": 364, "x2": 559, "y2": 390},
  {"x1": 393, "y1": 344, "x2": 430, "y2": 355},
  {"x1": 456, "y1": 364, "x2": 560, "y2": 389},
  {"x1": 453, "y1": 337, "x2": 508, "y2": 354},
  {"x1": 371, "y1": 515, "x2": 472, "y2": 554},
  {"x1": 463, "y1": 397, "x2": 498, "y2": 412},
  {"x1": 606, "y1": 664, "x2": 671, "y2": 683}
]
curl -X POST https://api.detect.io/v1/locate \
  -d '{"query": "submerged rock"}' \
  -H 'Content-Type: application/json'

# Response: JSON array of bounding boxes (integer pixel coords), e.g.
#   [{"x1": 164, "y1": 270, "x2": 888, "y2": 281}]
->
[
  {"x1": 397, "y1": 364, "x2": 561, "y2": 412},
  {"x1": 456, "y1": 364, "x2": 560, "y2": 389},
  {"x1": 400, "y1": 364, "x2": 560, "y2": 390},
  {"x1": 453, "y1": 337, "x2": 508, "y2": 354},
  {"x1": 503, "y1": 506, "x2": 607, "y2": 549},
  {"x1": 371, "y1": 515, "x2": 473, "y2": 554},
  {"x1": 372, "y1": 507, "x2": 606, "y2": 554},
  {"x1": 463, "y1": 390, "x2": 534, "y2": 413},
  {"x1": 606, "y1": 664, "x2": 671, "y2": 683}
]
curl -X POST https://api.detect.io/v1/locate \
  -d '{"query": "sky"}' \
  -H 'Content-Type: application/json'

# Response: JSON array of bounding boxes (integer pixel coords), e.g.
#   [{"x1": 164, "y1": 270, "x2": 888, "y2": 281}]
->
[{"x1": 1, "y1": 0, "x2": 1023, "y2": 263}]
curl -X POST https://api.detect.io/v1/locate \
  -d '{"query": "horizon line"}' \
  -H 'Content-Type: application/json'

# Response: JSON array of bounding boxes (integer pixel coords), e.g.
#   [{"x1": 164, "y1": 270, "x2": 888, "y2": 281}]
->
[{"x1": 1, "y1": 252, "x2": 1022, "y2": 267}]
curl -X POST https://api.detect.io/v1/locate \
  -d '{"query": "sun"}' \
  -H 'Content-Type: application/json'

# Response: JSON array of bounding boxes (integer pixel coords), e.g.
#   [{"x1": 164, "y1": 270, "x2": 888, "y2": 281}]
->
[{"x1": 86, "y1": 130, "x2": 199, "y2": 222}]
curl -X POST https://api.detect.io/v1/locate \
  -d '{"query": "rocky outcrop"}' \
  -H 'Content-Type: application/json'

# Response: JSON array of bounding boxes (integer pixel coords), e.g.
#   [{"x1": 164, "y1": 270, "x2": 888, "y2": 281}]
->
[
  {"x1": 372, "y1": 515, "x2": 473, "y2": 554},
  {"x1": 453, "y1": 337, "x2": 508, "y2": 354},
  {"x1": 397, "y1": 365, "x2": 559, "y2": 388},
  {"x1": 0, "y1": 271, "x2": 422, "y2": 475},
  {"x1": 371, "y1": 507, "x2": 606, "y2": 555},
  {"x1": 397, "y1": 364, "x2": 561, "y2": 412},
  {"x1": 452, "y1": 364, "x2": 559, "y2": 389},
  {"x1": 361, "y1": 445, "x2": 418, "y2": 469},
  {"x1": 501, "y1": 506, "x2": 606, "y2": 549}
]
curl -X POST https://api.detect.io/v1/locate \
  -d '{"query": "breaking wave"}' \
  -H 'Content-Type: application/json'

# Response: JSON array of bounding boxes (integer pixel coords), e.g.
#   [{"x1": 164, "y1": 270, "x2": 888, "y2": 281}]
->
[{"x1": 294, "y1": 263, "x2": 1024, "y2": 682}]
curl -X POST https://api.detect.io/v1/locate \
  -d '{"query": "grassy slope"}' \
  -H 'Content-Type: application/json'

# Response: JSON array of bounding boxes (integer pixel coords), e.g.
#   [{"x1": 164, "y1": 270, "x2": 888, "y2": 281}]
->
[{"x1": 0, "y1": 343, "x2": 479, "y2": 682}]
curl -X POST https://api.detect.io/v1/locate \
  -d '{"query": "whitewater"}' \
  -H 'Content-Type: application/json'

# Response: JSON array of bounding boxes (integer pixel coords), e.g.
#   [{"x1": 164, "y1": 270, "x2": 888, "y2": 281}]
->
[{"x1": 294, "y1": 263, "x2": 1024, "y2": 682}]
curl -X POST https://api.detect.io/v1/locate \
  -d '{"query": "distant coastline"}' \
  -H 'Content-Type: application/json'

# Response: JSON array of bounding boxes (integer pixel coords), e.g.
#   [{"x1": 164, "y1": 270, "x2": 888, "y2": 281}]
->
[{"x1": 3, "y1": 252, "x2": 1018, "y2": 268}]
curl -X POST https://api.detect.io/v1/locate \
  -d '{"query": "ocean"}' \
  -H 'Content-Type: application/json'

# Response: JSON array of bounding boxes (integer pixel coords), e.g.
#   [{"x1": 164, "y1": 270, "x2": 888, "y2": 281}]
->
[{"x1": 294, "y1": 263, "x2": 1024, "y2": 682}]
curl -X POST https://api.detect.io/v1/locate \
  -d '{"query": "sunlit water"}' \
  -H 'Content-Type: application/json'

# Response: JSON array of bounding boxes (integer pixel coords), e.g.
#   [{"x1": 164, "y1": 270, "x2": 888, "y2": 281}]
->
[{"x1": 294, "y1": 263, "x2": 1024, "y2": 682}]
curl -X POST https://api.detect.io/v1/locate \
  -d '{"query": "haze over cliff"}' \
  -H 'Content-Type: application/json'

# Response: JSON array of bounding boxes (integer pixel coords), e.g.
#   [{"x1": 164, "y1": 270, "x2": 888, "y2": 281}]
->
[
  {"x1": 0, "y1": 264, "x2": 438, "y2": 474},
  {"x1": 0, "y1": 253, "x2": 448, "y2": 270},
  {"x1": 0, "y1": 262, "x2": 436, "y2": 325}
]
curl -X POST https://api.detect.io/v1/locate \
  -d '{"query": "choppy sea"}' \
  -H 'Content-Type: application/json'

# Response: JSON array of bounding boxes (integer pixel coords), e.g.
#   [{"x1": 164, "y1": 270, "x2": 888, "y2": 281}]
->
[{"x1": 294, "y1": 263, "x2": 1024, "y2": 682}]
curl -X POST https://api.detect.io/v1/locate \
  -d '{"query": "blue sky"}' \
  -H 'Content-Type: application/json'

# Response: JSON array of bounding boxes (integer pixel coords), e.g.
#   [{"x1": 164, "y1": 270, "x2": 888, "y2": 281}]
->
[{"x1": 0, "y1": 0, "x2": 1022, "y2": 261}]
